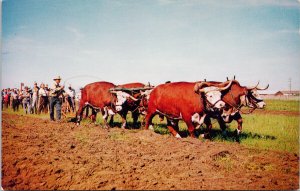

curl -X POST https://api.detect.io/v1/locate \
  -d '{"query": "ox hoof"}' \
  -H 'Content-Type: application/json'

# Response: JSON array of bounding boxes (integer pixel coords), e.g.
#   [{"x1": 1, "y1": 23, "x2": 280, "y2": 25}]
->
[
  {"x1": 200, "y1": 134, "x2": 205, "y2": 138},
  {"x1": 149, "y1": 125, "x2": 154, "y2": 131},
  {"x1": 76, "y1": 123, "x2": 80, "y2": 126},
  {"x1": 175, "y1": 133, "x2": 182, "y2": 139}
]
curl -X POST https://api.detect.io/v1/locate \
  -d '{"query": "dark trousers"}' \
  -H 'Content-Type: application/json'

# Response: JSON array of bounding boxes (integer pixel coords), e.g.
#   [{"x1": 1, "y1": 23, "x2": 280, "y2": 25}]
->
[
  {"x1": 38, "y1": 96, "x2": 48, "y2": 114},
  {"x1": 67, "y1": 97, "x2": 75, "y2": 112},
  {"x1": 50, "y1": 97, "x2": 62, "y2": 121},
  {"x1": 12, "y1": 99, "x2": 19, "y2": 112}
]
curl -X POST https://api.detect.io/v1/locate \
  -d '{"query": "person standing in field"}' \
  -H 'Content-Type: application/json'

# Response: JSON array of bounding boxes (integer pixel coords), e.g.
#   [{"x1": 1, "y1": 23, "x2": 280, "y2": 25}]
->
[
  {"x1": 21, "y1": 86, "x2": 31, "y2": 114},
  {"x1": 65, "y1": 84, "x2": 76, "y2": 113},
  {"x1": 11, "y1": 89, "x2": 20, "y2": 112},
  {"x1": 31, "y1": 82, "x2": 39, "y2": 114},
  {"x1": 38, "y1": 83, "x2": 48, "y2": 114},
  {"x1": 49, "y1": 76, "x2": 64, "y2": 121},
  {"x1": 3, "y1": 89, "x2": 9, "y2": 109},
  {"x1": 9, "y1": 88, "x2": 14, "y2": 109},
  {"x1": 44, "y1": 84, "x2": 50, "y2": 113}
]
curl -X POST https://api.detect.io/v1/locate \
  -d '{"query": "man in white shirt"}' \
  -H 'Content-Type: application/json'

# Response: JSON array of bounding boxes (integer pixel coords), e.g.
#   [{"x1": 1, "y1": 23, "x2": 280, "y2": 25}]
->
[
  {"x1": 38, "y1": 83, "x2": 48, "y2": 114},
  {"x1": 31, "y1": 82, "x2": 39, "y2": 114},
  {"x1": 49, "y1": 76, "x2": 64, "y2": 121},
  {"x1": 65, "y1": 84, "x2": 76, "y2": 112}
]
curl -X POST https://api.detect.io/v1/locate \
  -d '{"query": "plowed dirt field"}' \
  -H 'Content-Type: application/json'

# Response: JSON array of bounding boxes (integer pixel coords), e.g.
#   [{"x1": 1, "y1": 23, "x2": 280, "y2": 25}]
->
[{"x1": 2, "y1": 113, "x2": 299, "y2": 190}]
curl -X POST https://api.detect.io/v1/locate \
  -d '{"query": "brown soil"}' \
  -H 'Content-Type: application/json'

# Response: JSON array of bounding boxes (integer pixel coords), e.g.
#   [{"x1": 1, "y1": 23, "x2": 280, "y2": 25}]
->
[
  {"x1": 253, "y1": 110, "x2": 300, "y2": 116},
  {"x1": 2, "y1": 113, "x2": 299, "y2": 190}
]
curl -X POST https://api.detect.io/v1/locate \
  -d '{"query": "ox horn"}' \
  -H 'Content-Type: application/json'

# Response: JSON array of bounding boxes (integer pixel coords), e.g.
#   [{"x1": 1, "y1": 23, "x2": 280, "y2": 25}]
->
[
  {"x1": 246, "y1": 81, "x2": 260, "y2": 90},
  {"x1": 217, "y1": 80, "x2": 233, "y2": 91},
  {"x1": 110, "y1": 90, "x2": 118, "y2": 94},
  {"x1": 128, "y1": 94, "x2": 138, "y2": 101},
  {"x1": 256, "y1": 84, "x2": 269, "y2": 90},
  {"x1": 194, "y1": 82, "x2": 208, "y2": 93}
]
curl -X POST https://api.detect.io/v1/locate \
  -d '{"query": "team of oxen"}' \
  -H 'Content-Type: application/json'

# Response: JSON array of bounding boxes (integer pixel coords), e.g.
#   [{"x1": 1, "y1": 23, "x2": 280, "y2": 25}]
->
[{"x1": 73, "y1": 77, "x2": 269, "y2": 141}]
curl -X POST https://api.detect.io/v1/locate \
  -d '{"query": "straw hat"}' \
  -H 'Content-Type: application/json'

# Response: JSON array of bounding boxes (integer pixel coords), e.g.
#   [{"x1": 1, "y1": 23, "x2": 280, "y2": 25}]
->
[{"x1": 53, "y1": 76, "x2": 62, "y2": 80}]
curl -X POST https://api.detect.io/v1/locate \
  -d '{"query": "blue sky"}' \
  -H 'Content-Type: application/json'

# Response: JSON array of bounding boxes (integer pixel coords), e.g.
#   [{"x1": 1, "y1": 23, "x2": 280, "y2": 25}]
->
[{"x1": 2, "y1": 0, "x2": 300, "y2": 92}]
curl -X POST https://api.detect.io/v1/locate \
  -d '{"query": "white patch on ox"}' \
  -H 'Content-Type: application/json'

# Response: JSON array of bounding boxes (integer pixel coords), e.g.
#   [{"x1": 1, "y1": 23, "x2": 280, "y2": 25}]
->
[
  {"x1": 250, "y1": 90, "x2": 266, "y2": 109},
  {"x1": 202, "y1": 87, "x2": 225, "y2": 109},
  {"x1": 115, "y1": 91, "x2": 135, "y2": 111},
  {"x1": 191, "y1": 113, "x2": 206, "y2": 129},
  {"x1": 175, "y1": 133, "x2": 182, "y2": 138},
  {"x1": 108, "y1": 109, "x2": 115, "y2": 116},
  {"x1": 102, "y1": 107, "x2": 108, "y2": 119},
  {"x1": 149, "y1": 125, "x2": 154, "y2": 131},
  {"x1": 141, "y1": 89, "x2": 153, "y2": 100},
  {"x1": 121, "y1": 121, "x2": 126, "y2": 129}
]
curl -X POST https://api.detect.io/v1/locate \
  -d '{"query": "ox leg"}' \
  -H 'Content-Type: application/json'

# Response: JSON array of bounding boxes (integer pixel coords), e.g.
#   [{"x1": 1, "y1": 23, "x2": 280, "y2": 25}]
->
[
  {"x1": 108, "y1": 115, "x2": 114, "y2": 127},
  {"x1": 186, "y1": 121, "x2": 196, "y2": 138},
  {"x1": 233, "y1": 113, "x2": 243, "y2": 143},
  {"x1": 203, "y1": 117, "x2": 212, "y2": 139},
  {"x1": 167, "y1": 119, "x2": 181, "y2": 138},
  {"x1": 90, "y1": 109, "x2": 97, "y2": 124},
  {"x1": 182, "y1": 115, "x2": 196, "y2": 138},
  {"x1": 120, "y1": 110, "x2": 128, "y2": 129},
  {"x1": 76, "y1": 104, "x2": 86, "y2": 125},
  {"x1": 217, "y1": 118, "x2": 228, "y2": 139},
  {"x1": 101, "y1": 107, "x2": 110, "y2": 129},
  {"x1": 84, "y1": 105, "x2": 90, "y2": 118},
  {"x1": 132, "y1": 111, "x2": 140, "y2": 129},
  {"x1": 144, "y1": 109, "x2": 156, "y2": 130}
]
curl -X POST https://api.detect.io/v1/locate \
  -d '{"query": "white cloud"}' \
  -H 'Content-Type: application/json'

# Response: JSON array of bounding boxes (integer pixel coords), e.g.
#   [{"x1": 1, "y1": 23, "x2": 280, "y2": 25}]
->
[{"x1": 65, "y1": 26, "x2": 85, "y2": 43}]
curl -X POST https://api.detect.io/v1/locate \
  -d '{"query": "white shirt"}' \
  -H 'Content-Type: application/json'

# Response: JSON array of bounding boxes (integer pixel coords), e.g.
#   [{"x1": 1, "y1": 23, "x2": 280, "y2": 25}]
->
[
  {"x1": 66, "y1": 88, "x2": 75, "y2": 98},
  {"x1": 39, "y1": 88, "x2": 47, "y2": 97}
]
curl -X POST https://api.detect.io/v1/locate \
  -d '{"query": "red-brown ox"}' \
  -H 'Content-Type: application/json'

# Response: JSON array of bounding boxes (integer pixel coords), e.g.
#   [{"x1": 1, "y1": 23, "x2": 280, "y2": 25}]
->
[
  {"x1": 76, "y1": 81, "x2": 150, "y2": 128},
  {"x1": 110, "y1": 82, "x2": 146, "y2": 128},
  {"x1": 144, "y1": 81, "x2": 233, "y2": 138},
  {"x1": 202, "y1": 80, "x2": 269, "y2": 141},
  {"x1": 76, "y1": 81, "x2": 116, "y2": 126}
]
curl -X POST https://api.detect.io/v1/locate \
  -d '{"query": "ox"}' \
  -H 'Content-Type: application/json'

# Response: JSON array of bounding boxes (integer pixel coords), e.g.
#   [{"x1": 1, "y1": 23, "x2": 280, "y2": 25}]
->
[
  {"x1": 110, "y1": 82, "x2": 148, "y2": 128},
  {"x1": 144, "y1": 81, "x2": 233, "y2": 138},
  {"x1": 76, "y1": 81, "x2": 152, "y2": 128},
  {"x1": 205, "y1": 80, "x2": 269, "y2": 140},
  {"x1": 76, "y1": 81, "x2": 137, "y2": 127}
]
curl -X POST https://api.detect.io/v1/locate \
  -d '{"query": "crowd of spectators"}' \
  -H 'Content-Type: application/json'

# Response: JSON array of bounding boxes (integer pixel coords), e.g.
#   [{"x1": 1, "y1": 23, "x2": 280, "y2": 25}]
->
[{"x1": 1, "y1": 81, "x2": 76, "y2": 117}]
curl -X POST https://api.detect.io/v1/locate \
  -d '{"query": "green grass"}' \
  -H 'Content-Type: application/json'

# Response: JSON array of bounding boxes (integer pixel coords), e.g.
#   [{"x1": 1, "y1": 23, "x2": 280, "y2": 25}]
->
[
  {"x1": 144, "y1": 100, "x2": 300, "y2": 154},
  {"x1": 240, "y1": 114, "x2": 299, "y2": 153},
  {"x1": 264, "y1": 99, "x2": 299, "y2": 112}
]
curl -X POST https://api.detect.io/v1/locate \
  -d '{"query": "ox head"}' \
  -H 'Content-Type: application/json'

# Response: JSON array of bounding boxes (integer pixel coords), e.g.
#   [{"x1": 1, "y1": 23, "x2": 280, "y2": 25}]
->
[
  {"x1": 194, "y1": 81, "x2": 233, "y2": 109},
  {"x1": 138, "y1": 89, "x2": 153, "y2": 114},
  {"x1": 110, "y1": 91, "x2": 138, "y2": 111},
  {"x1": 245, "y1": 82, "x2": 269, "y2": 109}
]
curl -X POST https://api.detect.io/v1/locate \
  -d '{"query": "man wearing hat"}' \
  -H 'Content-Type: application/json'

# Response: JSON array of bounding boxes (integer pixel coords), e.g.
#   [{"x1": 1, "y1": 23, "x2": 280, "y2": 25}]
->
[
  {"x1": 65, "y1": 84, "x2": 76, "y2": 112},
  {"x1": 49, "y1": 76, "x2": 64, "y2": 121},
  {"x1": 31, "y1": 82, "x2": 39, "y2": 114},
  {"x1": 21, "y1": 86, "x2": 31, "y2": 114}
]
